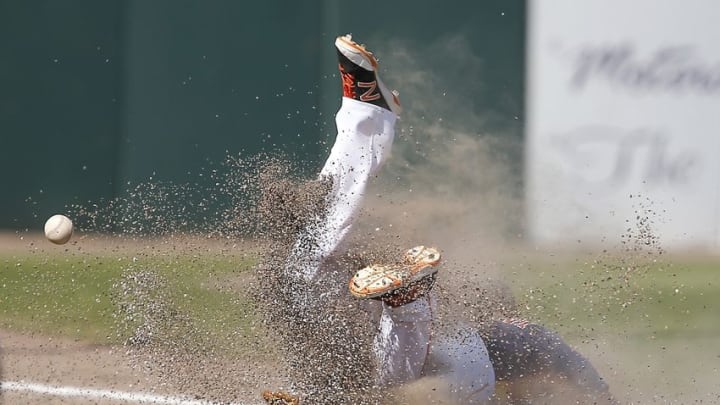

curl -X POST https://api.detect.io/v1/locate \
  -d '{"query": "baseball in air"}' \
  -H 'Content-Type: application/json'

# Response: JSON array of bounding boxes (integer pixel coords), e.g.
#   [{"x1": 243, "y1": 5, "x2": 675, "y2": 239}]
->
[{"x1": 44, "y1": 214, "x2": 73, "y2": 245}]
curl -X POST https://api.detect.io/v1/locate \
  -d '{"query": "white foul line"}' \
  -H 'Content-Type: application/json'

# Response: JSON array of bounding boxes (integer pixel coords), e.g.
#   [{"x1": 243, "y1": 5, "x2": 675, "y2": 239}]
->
[{"x1": 0, "y1": 380, "x2": 254, "y2": 405}]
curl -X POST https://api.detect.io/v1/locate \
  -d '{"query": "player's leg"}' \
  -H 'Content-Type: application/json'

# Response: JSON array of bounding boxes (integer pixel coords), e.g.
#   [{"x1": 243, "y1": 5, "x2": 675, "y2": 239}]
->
[
  {"x1": 263, "y1": 34, "x2": 402, "y2": 404},
  {"x1": 485, "y1": 319, "x2": 617, "y2": 404},
  {"x1": 353, "y1": 245, "x2": 494, "y2": 401},
  {"x1": 373, "y1": 294, "x2": 435, "y2": 385},
  {"x1": 321, "y1": 37, "x2": 440, "y2": 388},
  {"x1": 351, "y1": 247, "x2": 440, "y2": 386},
  {"x1": 284, "y1": 34, "x2": 401, "y2": 285},
  {"x1": 369, "y1": 250, "x2": 494, "y2": 402},
  {"x1": 372, "y1": 246, "x2": 495, "y2": 404}
]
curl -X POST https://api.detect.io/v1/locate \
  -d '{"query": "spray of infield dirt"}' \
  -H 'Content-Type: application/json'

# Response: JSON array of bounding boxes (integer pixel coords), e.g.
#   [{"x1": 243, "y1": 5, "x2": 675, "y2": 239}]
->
[
  {"x1": 62, "y1": 35, "x2": 531, "y2": 404},
  {"x1": 58, "y1": 35, "x2": 684, "y2": 405},
  {"x1": 64, "y1": 151, "x2": 410, "y2": 404},
  {"x1": 231, "y1": 36, "x2": 530, "y2": 404}
]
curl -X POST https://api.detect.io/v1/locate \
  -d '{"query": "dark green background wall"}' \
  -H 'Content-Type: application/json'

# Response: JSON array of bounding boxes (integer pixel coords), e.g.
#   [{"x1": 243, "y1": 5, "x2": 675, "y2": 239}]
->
[{"x1": 0, "y1": 0, "x2": 525, "y2": 229}]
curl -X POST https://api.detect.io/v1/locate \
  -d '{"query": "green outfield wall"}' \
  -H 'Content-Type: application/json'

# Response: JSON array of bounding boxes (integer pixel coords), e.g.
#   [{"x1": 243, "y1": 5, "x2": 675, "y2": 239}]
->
[{"x1": 0, "y1": 0, "x2": 525, "y2": 229}]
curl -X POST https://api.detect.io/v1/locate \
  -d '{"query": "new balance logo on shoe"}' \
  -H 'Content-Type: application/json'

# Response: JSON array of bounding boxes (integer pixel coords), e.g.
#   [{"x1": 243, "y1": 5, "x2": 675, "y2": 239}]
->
[{"x1": 358, "y1": 80, "x2": 381, "y2": 102}]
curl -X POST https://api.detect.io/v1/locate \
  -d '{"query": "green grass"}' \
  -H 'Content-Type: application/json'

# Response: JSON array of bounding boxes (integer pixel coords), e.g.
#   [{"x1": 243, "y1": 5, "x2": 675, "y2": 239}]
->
[
  {"x1": 1, "y1": 247, "x2": 717, "y2": 367},
  {"x1": 503, "y1": 251, "x2": 720, "y2": 401},
  {"x1": 0, "y1": 250, "x2": 256, "y2": 345},
  {"x1": 506, "y1": 252, "x2": 719, "y2": 343},
  {"x1": 1, "y1": 245, "x2": 717, "y2": 400}
]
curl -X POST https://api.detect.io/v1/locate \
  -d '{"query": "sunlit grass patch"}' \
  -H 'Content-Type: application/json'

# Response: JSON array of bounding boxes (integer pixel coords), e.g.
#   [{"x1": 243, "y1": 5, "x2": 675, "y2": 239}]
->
[
  {"x1": 0, "y1": 254, "x2": 120, "y2": 341},
  {"x1": 0, "y1": 250, "x2": 256, "y2": 346},
  {"x1": 507, "y1": 252, "x2": 720, "y2": 345}
]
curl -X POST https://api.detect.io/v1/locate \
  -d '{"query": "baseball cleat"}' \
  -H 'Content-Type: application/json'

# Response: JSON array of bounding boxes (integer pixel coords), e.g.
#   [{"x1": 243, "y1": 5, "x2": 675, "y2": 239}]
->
[
  {"x1": 349, "y1": 246, "x2": 441, "y2": 299},
  {"x1": 335, "y1": 34, "x2": 402, "y2": 115},
  {"x1": 262, "y1": 390, "x2": 300, "y2": 405}
]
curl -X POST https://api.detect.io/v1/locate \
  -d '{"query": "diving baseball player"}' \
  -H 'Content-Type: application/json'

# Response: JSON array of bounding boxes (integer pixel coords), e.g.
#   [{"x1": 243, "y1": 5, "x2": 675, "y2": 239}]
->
[{"x1": 263, "y1": 34, "x2": 615, "y2": 405}]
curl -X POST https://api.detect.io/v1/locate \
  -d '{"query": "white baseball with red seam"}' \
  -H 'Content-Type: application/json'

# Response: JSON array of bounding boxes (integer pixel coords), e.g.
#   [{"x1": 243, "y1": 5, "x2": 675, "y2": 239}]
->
[{"x1": 44, "y1": 214, "x2": 73, "y2": 245}]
